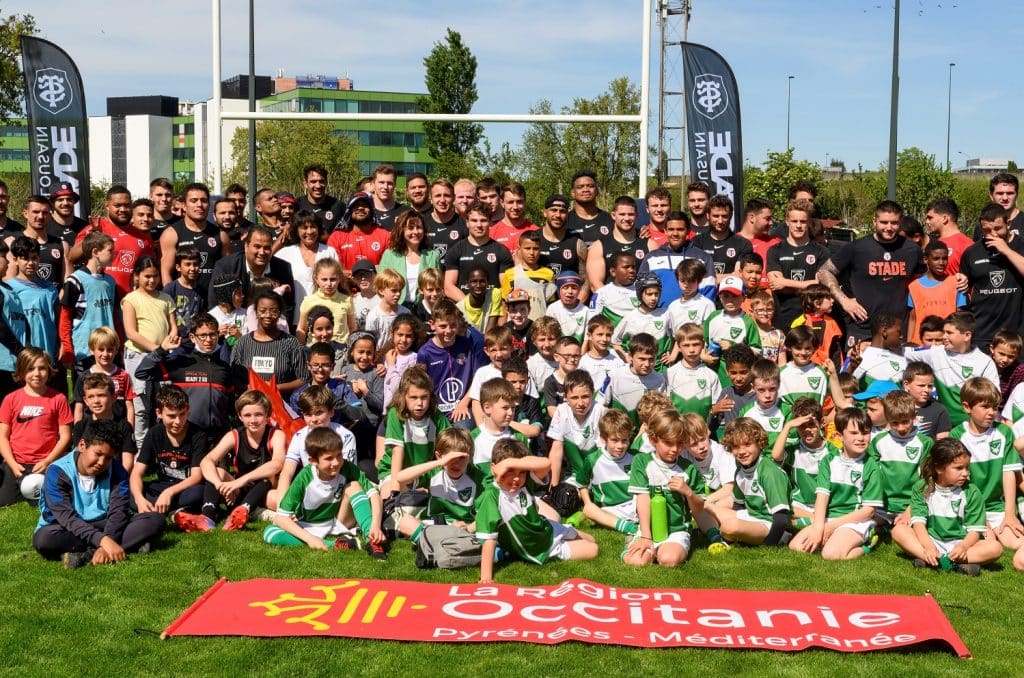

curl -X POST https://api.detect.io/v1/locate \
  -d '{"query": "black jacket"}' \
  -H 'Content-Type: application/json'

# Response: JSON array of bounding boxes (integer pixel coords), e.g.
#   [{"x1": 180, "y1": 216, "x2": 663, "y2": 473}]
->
[{"x1": 207, "y1": 252, "x2": 296, "y2": 319}]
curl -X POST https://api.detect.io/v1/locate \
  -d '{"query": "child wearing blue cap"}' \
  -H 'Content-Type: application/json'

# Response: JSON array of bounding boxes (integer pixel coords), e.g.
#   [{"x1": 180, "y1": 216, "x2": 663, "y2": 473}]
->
[{"x1": 547, "y1": 271, "x2": 589, "y2": 343}]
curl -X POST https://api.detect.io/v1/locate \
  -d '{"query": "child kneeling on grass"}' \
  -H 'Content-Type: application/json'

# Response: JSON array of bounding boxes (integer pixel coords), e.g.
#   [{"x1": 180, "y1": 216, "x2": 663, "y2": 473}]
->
[
  {"x1": 477, "y1": 438, "x2": 598, "y2": 583},
  {"x1": 263, "y1": 427, "x2": 383, "y2": 554},
  {"x1": 891, "y1": 438, "x2": 1002, "y2": 576},
  {"x1": 34, "y1": 419, "x2": 165, "y2": 569},
  {"x1": 789, "y1": 407, "x2": 884, "y2": 560},
  {"x1": 624, "y1": 409, "x2": 708, "y2": 567}
]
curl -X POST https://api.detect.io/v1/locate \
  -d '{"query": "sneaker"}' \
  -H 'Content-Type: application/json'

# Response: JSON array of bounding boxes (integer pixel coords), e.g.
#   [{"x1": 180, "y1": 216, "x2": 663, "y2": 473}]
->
[
  {"x1": 862, "y1": 530, "x2": 879, "y2": 554},
  {"x1": 136, "y1": 542, "x2": 152, "y2": 555},
  {"x1": 364, "y1": 539, "x2": 388, "y2": 560},
  {"x1": 173, "y1": 512, "x2": 215, "y2": 533},
  {"x1": 222, "y1": 506, "x2": 250, "y2": 531},
  {"x1": 953, "y1": 563, "x2": 981, "y2": 577},
  {"x1": 708, "y1": 541, "x2": 732, "y2": 555},
  {"x1": 333, "y1": 535, "x2": 360, "y2": 551},
  {"x1": 252, "y1": 507, "x2": 277, "y2": 522},
  {"x1": 912, "y1": 558, "x2": 931, "y2": 569},
  {"x1": 62, "y1": 551, "x2": 90, "y2": 569}
]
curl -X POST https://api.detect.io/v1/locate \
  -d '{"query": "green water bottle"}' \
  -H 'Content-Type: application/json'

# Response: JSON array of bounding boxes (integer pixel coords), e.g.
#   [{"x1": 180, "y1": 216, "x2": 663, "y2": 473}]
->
[{"x1": 651, "y1": 488, "x2": 669, "y2": 543}]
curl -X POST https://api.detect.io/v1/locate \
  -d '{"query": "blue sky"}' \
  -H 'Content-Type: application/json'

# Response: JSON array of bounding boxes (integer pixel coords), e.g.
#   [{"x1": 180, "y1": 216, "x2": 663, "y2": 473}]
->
[{"x1": 11, "y1": 1, "x2": 1023, "y2": 173}]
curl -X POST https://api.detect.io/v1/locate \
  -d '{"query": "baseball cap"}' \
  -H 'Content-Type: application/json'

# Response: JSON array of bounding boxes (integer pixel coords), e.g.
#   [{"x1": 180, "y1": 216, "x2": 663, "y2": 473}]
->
[
  {"x1": 276, "y1": 191, "x2": 297, "y2": 205},
  {"x1": 351, "y1": 259, "x2": 376, "y2": 276},
  {"x1": 50, "y1": 181, "x2": 79, "y2": 202},
  {"x1": 554, "y1": 271, "x2": 582, "y2": 289},
  {"x1": 852, "y1": 380, "x2": 900, "y2": 401},
  {"x1": 718, "y1": 275, "x2": 744, "y2": 296},
  {"x1": 346, "y1": 191, "x2": 374, "y2": 212},
  {"x1": 545, "y1": 194, "x2": 570, "y2": 209},
  {"x1": 505, "y1": 289, "x2": 531, "y2": 304}
]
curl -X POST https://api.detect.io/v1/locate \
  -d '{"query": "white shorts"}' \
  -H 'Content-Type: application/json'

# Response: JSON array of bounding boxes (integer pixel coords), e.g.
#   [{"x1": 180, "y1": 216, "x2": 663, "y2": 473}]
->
[
  {"x1": 601, "y1": 499, "x2": 638, "y2": 522},
  {"x1": 836, "y1": 519, "x2": 876, "y2": 542},
  {"x1": 928, "y1": 536, "x2": 962, "y2": 556},
  {"x1": 547, "y1": 520, "x2": 579, "y2": 561},
  {"x1": 736, "y1": 509, "x2": 772, "y2": 529},
  {"x1": 986, "y1": 510, "x2": 1009, "y2": 530},
  {"x1": 629, "y1": 530, "x2": 691, "y2": 553}
]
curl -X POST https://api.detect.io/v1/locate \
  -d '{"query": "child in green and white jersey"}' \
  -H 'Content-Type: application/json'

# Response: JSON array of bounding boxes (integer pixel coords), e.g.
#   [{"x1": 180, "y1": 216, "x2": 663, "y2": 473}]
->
[
  {"x1": 904, "y1": 311, "x2": 999, "y2": 428},
  {"x1": 892, "y1": 438, "x2": 1002, "y2": 575},
  {"x1": 789, "y1": 407, "x2": 884, "y2": 560},
  {"x1": 377, "y1": 366, "x2": 450, "y2": 495},
  {"x1": 868, "y1": 391, "x2": 932, "y2": 524},
  {"x1": 771, "y1": 397, "x2": 834, "y2": 524},
  {"x1": 949, "y1": 377, "x2": 1024, "y2": 550},
  {"x1": 851, "y1": 312, "x2": 906, "y2": 389},
  {"x1": 777, "y1": 326, "x2": 829, "y2": 415},
  {"x1": 737, "y1": 359, "x2": 790, "y2": 451},
  {"x1": 263, "y1": 428, "x2": 380, "y2": 552},
  {"x1": 610, "y1": 274, "x2": 672, "y2": 366},
  {"x1": 477, "y1": 439, "x2": 598, "y2": 582},
  {"x1": 624, "y1": 410, "x2": 708, "y2": 567},
  {"x1": 705, "y1": 418, "x2": 791, "y2": 547},
  {"x1": 679, "y1": 412, "x2": 734, "y2": 552},
  {"x1": 705, "y1": 276, "x2": 761, "y2": 386},
  {"x1": 576, "y1": 410, "x2": 638, "y2": 536},
  {"x1": 390, "y1": 428, "x2": 485, "y2": 544},
  {"x1": 548, "y1": 370, "x2": 605, "y2": 488},
  {"x1": 604, "y1": 332, "x2": 667, "y2": 429},
  {"x1": 666, "y1": 323, "x2": 721, "y2": 422}
]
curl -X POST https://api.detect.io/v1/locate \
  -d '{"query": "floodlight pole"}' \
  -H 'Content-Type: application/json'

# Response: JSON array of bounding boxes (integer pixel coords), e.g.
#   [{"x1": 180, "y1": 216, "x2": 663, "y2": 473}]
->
[
  {"x1": 887, "y1": 0, "x2": 900, "y2": 200},
  {"x1": 639, "y1": 0, "x2": 652, "y2": 195},
  {"x1": 248, "y1": 0, "x2": 257, "y2": 215},
  {"x1": 211, "y1": 0, "x2": 222, "y2": 194}
]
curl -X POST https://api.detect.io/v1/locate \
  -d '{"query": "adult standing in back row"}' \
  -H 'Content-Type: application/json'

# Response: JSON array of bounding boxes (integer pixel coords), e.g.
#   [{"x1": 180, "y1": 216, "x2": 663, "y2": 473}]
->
[{"x1": 816, "y1": 200, "x2": 922, "y2": 344}]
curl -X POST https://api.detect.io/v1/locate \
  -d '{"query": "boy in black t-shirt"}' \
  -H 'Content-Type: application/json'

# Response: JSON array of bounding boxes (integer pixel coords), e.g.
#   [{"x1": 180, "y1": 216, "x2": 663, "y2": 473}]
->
[
  {"x1": 901, "y1": 362, "x2": 951, "y2": 440},
  {"x1": 130, "y1": 385, "x2": 208, "y2": 521},
  {"x1": 72, "y1": 372, "x2": 136, "y2": 474},
  {"x1": 502, "y1": 357, "x2": 544, "y2": 454}
]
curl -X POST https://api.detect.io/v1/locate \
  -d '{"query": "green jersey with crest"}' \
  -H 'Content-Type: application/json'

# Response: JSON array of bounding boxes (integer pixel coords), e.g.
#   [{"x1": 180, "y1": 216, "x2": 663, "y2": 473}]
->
[
  {"x1": 778, "y1": 362, "x2": 828, "y2": 415},
  {"x1": 853, "y1": 346, "x2": 906, "y2": 388},
  {"x1": 611, "y1": 306, "x2": 673, "y2": 360},
  {"x1": 605, "y1": 364, "x2": 667, "y2": 427},
  {"x1": 682, "y1": 440, "x2": 736, "y2": 493},
  {"x1": 904, "y1": 346, "x2": 1000, "y2": 428},
  {"x1": 472, "y1": 426, "x2": 528, "y2": 483},
  {"x1": 950, "y1": 422, "x2": 1021, "y2": 512},
  {"x1": 576, "y1": 448, "x2": 634, "y2": 508},
  {"x1": 278, "y1": 462, "x2": 374, "y2": 530},
  {"x1": 475, "y1": 484, "x2": 555, "y2": 564},
  {"x1": 548, "y1": 400, "x2": 606, "y2": 486},
  {"x1": 787, "y1": 440, "x2": 836, "y2": 508},
  {"x1": 1002, "y1": 382, "x2": 1024, "y2": 424},
  {"x1": 427, "y1": 463, "x2": 485, "y2": 523},
  {"x1": 666, "y1": 362, "x2": 721, "y2": 422},
  {"x1": 732, "y1": 455, "x2": 791, "y2": 522},
  {"x1": 815, "y1": 450, "x2": 884, "y2": 519},
  {"x1": 628, "y1": 451, "x2": 707, "y2": 533},
  {"x1": 737, "y1": 401, "x2": 790, "y2": 451},
  {"x1": 666, "y1": 295, "x2": 715, "y2": 333},
  {"x1": 547, "y1": 300, "x2": 590, "y2": 342},
  {"x1": 909, "y1": 482, "x2": 986, "y2": 542},
  {"x1": 867, "y1": 429, "x2": 931, "y2": 512},
  {"x1": 378, "y1": 408, "x2": 451, "y2": 482}
]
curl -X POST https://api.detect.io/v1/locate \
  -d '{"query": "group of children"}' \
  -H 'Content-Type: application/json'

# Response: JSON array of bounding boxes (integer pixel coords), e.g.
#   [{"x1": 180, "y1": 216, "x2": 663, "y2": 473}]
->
[{"x1": 4, "y1": 204, "x2": 1024, "y2": 581}]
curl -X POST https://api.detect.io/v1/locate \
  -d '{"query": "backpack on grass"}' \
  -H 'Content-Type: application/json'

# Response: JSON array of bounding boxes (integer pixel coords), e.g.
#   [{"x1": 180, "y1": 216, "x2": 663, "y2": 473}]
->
[{"x1": 414, "y1": 525, "x2": 482, "y2": 570}]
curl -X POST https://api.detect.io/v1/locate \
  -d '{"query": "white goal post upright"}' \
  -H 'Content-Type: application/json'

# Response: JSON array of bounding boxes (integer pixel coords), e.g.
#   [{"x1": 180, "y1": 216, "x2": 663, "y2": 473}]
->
[{"x1": 209, "y1": 0, "x2": 652, "y2": 196}]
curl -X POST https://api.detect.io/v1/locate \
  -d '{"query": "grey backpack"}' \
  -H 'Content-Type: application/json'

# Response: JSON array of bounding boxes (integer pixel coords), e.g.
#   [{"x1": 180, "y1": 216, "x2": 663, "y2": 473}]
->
[{"x1": 415, "y1": 525, "x2": 482, "y2": 569}]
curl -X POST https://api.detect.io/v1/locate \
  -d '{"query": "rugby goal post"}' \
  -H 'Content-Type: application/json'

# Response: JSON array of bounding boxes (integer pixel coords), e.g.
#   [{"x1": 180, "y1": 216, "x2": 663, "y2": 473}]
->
[{"x1": 208, "y1": 0, "x2": 652, "y2": 195}]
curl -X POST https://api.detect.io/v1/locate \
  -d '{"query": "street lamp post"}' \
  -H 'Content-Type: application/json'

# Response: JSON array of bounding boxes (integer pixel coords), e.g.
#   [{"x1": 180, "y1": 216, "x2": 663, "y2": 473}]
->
[
  {"x1": 787, "y1": 75, "x2": 794, "y2": 150},
  {"x1": 946, "y1": 62, "x2": 955, "y2": 171}
]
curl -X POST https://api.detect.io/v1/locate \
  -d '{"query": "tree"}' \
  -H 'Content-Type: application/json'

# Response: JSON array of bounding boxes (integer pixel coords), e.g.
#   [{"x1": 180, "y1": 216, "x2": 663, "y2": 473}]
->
[
  {"x1": 417, "y1": 29, "x2": 483, "y2": 178},
  {"x1": 518, "y1": 77, "x2": 641, "y2": 214},
  {"x1": 861, "y1": 147, "x2": 955, "y2": 220},
  {"x1": 742, "y1": 148, "x2": 823, "y2": 219},
  {"x1": 0, "y1": 9, "x2": 37, "y2": 123},
  {"x1": 224, "y1": 120, "x2": 359, "y2": 196}
]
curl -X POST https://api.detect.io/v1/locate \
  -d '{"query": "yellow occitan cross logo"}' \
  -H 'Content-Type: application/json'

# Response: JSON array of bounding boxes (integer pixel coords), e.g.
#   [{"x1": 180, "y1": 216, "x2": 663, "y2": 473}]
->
[{"x1": 249, "y1": 581, "x2": 427, "y2": 631}]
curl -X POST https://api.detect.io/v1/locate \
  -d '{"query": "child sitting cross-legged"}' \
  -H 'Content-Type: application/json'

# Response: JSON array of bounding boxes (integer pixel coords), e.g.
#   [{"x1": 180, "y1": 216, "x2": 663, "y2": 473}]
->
[
  {"x1": 789, "y1": 407, "x2": 884, "y2": 560},
  {"x1": 576, "y1": 409, "x2": 639, "y2": 537},
  {"x1": 34, "y1": 419, "x2": 165, "y2": 568},
  {"x1": 477, "y1": 438, "x2": 598, "y2": 582},
  {"x1": 891, "y1": 438, "x2": 1002, "y2": 576},
  {"x1": 678, "y1": 412, "x2": 735, "y2": 553},
  {"x1": 624, "y1": 409, "x2": 708, "y2": 567},
  {"x1": 263, "y1": 427, "x2": 383, "y2": 554}
]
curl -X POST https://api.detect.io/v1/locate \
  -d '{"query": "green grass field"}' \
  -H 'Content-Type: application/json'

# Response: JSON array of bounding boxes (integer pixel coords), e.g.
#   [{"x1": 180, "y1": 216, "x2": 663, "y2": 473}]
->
[{"x1": 1, "y1": 501, "x2": 1020, "y2": 678}]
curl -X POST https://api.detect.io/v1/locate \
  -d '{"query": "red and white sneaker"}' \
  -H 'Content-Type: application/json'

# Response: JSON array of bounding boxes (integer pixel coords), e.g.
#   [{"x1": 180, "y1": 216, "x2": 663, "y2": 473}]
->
[
  {"x1": 173, "y1": 512, "x2": 215, "y2": 533},
  {"x1": 222, "y1": 506, "x2": 250, "y2": 531}
]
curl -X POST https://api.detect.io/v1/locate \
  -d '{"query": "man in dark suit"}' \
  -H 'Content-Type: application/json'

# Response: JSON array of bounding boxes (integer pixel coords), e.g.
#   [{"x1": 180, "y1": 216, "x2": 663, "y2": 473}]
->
[{"x1": 207, "y1": 225, "x2": 295, "y2": 320}]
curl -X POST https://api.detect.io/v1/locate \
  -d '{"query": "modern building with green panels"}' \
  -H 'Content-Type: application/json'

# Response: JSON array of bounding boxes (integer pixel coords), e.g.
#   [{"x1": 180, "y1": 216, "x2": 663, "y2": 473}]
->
[
  {"x1": 0, "y1": 120, "x2": 31, "y2": 175},
  {"x1": 261, "y1": 88, "x2": 435, "y2": 181},
  {"x1": 171, "y1": 114, "x2": 196, "y2": 182}
]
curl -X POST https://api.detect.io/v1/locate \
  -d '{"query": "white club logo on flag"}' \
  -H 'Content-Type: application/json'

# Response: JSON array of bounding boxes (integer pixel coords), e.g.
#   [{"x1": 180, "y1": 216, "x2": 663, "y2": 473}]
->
[
  {"x1": 33, "y1": 67, "x2": 73, "y2": 114},
  {"x1": 692, "y1": 74, "x2": 728, "y2": 120}
]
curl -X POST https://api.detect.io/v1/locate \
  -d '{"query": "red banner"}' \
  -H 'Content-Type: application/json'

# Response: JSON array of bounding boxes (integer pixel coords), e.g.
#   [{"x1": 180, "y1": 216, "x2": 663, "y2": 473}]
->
[{"x1": 162, "y1": 578, "x2": 969, "y2": 657}]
